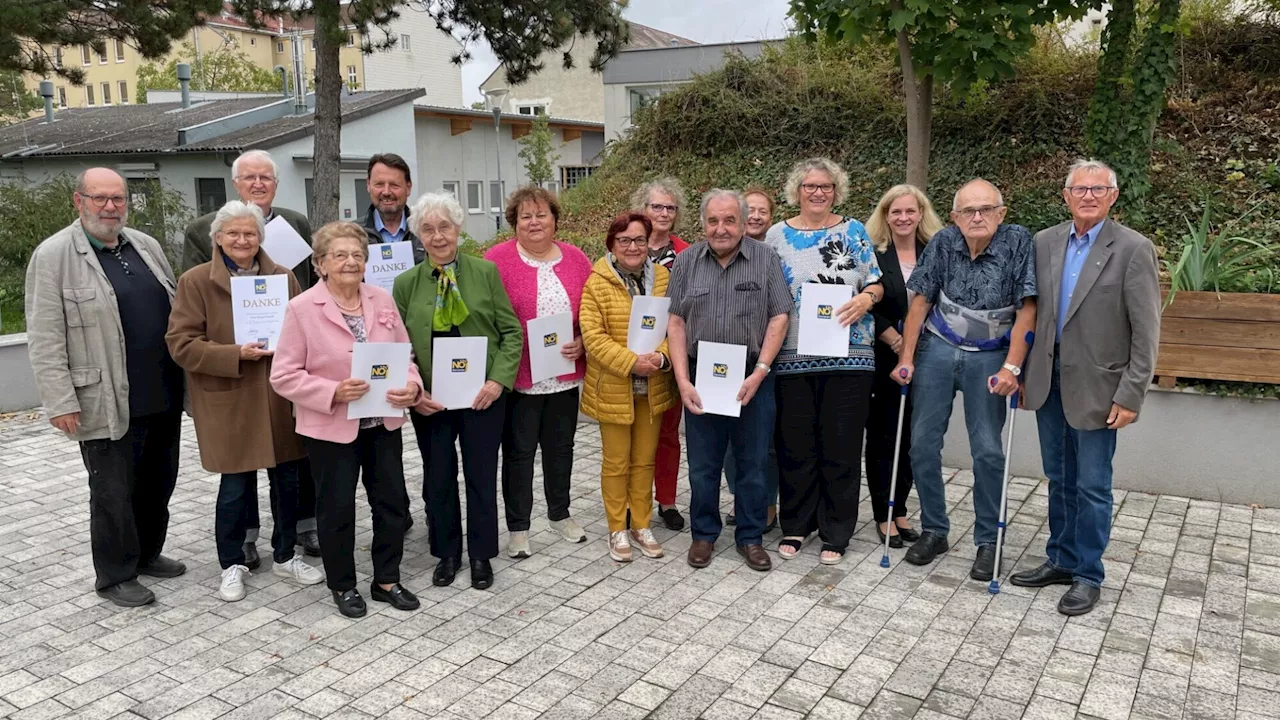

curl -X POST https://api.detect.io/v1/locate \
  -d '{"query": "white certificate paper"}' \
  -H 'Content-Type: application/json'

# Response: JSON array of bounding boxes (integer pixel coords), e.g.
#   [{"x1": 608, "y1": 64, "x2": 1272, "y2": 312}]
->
[
  {"x1": 431, "y1": 336, "x2": 488, "y2": 410},
  {"x1": 626, "y1": 296, "x2": 671, "y2": 354},
  {"x1": 347, "y1": 342, "x2": 412, "y2": 420},
  {"x1": 364, "y1": 242, "x2": 415, "y2": 292},
  {"x1": 797, "y1": 283, "x2": 854, "y2": 358},
  {"x1": 694, "y1": 341, "x2": 747, "y2": 418},
  {"x1": 261, "y1": 216, "x2": 313, "y2": 270},
  {"x1": 230, "y1": 275, "x2": 288, "y2": 351},
  {"x1": 526, "y1": 312, "x2": 575, "y2": 384}
]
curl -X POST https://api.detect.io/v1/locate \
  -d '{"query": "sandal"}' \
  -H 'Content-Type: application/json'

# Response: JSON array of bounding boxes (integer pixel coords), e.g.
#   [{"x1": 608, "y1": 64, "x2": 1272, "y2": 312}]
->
[
  {"x1": 819, "y1": 544, "x2": 845, "y2": 565},
  {"x1": 778, "y1": 536, "x2": 804, "y2": 560}
]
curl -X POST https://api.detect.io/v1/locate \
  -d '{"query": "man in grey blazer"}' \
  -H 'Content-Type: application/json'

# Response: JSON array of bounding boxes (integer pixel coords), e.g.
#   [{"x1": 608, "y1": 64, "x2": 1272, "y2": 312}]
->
[{"x1": 1013, "y1": 159, "x2": 1161, "y2": 616}]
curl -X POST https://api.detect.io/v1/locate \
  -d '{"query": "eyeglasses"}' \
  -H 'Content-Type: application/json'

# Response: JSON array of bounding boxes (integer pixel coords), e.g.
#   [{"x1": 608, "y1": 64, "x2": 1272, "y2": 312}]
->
[
  {"x1": 418, "y1": 225, "x2": 455, "y2": 239},
  {"x1": 80, "y1": 193, "x2": 126, "y2": 209},
  {"x1": 801, "y1": 183, "x2": 835, "y2": 195},
  {"x1": 1066, "y1": 185, "x2": 1115, "y2": 198},
  {"x1": 327, "y1": 251, "x2": 366, "y2": 262},
  {"x1": 955, "y1": 205, "x2": 1004, "y2": 219},
  {"x1": 237, "y1": 174, "x2": 276, "y2": 185},
  {"x1": 648, "y1": 203, "x2": 678, "y2": 215},
  {"x1": 614, "y1": 236, "x2": 648, "y2": 248}
]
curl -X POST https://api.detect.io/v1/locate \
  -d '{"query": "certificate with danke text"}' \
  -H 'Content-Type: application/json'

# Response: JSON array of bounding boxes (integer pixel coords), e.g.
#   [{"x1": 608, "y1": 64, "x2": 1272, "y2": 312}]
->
[
  {"x1": 230, "y1": 275, "x2": 288, "y2": 351},
  {"x1": 364, "y1": 242, "x2": 415, "y2": 292}
]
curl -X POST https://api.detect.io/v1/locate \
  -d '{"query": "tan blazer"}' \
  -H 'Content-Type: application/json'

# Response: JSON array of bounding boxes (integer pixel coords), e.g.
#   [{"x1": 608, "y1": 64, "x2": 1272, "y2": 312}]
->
[
  {"x1": 24, "y1": 220, "x2": 177, "y2": 441},
  {"x1": 1022, "y1": 219, "x2": 1161, "y2": 430}
]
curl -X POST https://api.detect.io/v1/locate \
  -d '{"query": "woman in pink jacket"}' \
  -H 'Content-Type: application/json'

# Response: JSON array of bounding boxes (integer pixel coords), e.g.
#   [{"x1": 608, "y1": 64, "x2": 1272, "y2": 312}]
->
[
  {"x1": 270, "y1": 222, "x2": 423, "y2": 618},
  {"x1": 485, "y1": 186, "x2": 592, "y2": 559}
]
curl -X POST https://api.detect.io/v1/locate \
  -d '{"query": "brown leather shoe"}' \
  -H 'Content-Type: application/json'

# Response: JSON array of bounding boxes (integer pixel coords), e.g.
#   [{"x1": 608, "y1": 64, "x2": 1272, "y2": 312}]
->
[
  {"x1": 737, "y1": 544, "x2": 772, "y2": 571},
  {"x1": 687, "y1": 540, "x2": 714, "y2": 568}
]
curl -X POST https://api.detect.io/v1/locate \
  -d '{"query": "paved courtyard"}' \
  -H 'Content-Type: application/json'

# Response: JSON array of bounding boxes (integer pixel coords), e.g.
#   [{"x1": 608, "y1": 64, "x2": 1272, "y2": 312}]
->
[{"x1": 0, "y1": 410, "x2": 1276, "y2": 720}]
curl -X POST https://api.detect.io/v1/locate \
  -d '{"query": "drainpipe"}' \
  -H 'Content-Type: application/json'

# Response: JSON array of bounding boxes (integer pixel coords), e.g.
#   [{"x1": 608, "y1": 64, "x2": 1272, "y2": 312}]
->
[
  {"x1": 176, "y1": 63, "x2": 192, "y2": 108},
  {"x1": 39, "y1": 81, "x2": 55, "y2": 123}
]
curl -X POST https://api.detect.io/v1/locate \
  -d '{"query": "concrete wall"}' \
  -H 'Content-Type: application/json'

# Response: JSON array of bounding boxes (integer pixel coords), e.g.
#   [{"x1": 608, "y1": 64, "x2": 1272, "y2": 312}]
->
[
  {"x1": 480, "y1": 39, "x2": 607, "y2": 123},
  {"x1": 940, "y1": 388, "x2": 1280, "y2": 507},
  {"x1": 0, "y1": 335, "x2": 40, "y2": 413},
  {"x1": 362, "y1": 13, "x2": 463, "y2": 106}
]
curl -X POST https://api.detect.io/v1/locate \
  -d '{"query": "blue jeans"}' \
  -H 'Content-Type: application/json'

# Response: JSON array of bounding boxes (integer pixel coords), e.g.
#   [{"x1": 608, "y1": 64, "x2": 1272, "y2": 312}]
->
[
  {"x1": 1036, "y1": 355, "x2": 1117, "y2": 588},
  {"x1": 216, "y1": 459, "x2": 302, "y2": 569},
  {"x1": 724, "y1": 442, "x2": 779, "y2": 505},
  {"x1": 908, "y1": 334, "x2": 1007, "y2": 546},
  {"x1": 685, "y1": 374, "x2": 775, "y2": 546}
]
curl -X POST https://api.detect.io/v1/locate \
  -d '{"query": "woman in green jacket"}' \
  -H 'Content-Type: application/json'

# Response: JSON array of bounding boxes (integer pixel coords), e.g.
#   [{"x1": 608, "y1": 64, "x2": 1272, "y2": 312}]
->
[{"x1": 392, "y1": 191, "x2": 523, "y2": 591}]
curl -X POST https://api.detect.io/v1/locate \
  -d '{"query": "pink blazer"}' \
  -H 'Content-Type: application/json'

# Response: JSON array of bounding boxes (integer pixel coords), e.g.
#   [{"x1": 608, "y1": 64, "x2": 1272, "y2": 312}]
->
[{"x1": 270, "y1": 282, "x2": 423, "y2": 444}]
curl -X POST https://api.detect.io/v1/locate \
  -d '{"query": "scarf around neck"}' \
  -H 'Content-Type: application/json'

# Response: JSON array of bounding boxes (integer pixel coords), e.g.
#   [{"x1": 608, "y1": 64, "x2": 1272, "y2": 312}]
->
[{"x1": 431, "y1": 260, "x2": 470, "y2": 331}]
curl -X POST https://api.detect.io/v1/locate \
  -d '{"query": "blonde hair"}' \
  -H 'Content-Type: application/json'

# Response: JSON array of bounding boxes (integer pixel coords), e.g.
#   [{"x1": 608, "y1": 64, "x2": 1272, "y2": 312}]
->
[
  {"x1": 783, "y1": 157, "x2": 849, "y2": 207},
  {"x1": 742, "y1": 184, "x2": 776, "y2": 216},
  {"x1": 311, "y1": 221, "x2": 369, "y2": 278},
  {"x1": 866, "y1": 184, "x2": 944, "y2": 252},
  {"x1": 630, "y1": 177, "x2": 687, "y2": 231}
]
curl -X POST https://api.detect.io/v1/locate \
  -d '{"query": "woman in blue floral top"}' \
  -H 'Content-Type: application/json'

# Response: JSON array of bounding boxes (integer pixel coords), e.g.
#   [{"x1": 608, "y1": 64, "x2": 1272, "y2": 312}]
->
[{"x1": 764, "y1": 158, "x2": 884, "y2": 565}]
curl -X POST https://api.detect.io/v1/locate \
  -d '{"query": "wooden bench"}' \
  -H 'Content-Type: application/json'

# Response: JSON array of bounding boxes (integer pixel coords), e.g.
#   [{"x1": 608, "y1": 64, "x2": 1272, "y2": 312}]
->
[{"x1": 1155, "y1": 290, "x2": 1280, "y2": 386}]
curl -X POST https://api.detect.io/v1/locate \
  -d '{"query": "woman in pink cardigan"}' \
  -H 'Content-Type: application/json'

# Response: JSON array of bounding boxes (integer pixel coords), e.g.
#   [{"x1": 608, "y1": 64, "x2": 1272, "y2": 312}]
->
[
  {"x1": 485, "y1": 186, "x2": 592, "y2": 559},
  {"x1": 270, "y1": 222, "x2": 424, "y2": 619}
]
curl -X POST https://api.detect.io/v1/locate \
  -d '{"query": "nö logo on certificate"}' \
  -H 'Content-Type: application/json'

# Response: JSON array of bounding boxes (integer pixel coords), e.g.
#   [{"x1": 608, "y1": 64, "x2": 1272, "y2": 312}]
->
[
  {"x1": 380, "y1": 245, "x2": 394, "y2": 260},
  {"x1": 254, "y1": 278, "x2": 268, "y2": 294},
  {"x1": 712, "y1": 363, "x2": 728, "y2": 378},
  {"x1": 817, "y1": 304, "x2": 833, "y2": 318},
  {"x1": 543, "y1": 333, "x2": 558, "y2": 347},
  {"x1": 451, "y1": 359, "x2": 469, "y2": 372},
  {"x1": 641, "y1": 315, "x2": 656, "y2": 329},
  {"x1": 370, "y1": 364, "x2": 389, "y2": 380}
]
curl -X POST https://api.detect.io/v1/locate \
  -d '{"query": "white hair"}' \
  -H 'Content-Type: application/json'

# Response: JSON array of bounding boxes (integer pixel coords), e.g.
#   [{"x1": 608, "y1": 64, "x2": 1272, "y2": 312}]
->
[
  {"x1": 700, "y1": 189, "x2": 748, "y2": 226},
  {"x1": 783, "y1": 157, "x2": 850, "y2": 207},
  {"x1": 1064, "y1": 158, "x2": 1118, "y2": 188},
  {"x1": 411, "y1": 191, "x2": 465, "y2": 232},
  {"x1": 232, "y1": 150, "x2": 279, "y2": 181},
  {"x1": 210, "y1": 200, "x2": 266, "y2": 248},
  {"x1": 952, "y1": 178, "x2": 1005, "y2": 211}
]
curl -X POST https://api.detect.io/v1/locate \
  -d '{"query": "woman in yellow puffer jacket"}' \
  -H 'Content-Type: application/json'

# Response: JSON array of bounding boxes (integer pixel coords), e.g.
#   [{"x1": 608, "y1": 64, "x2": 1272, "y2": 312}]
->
[{"x1": 580, "y1": 212, "x2": 678, "y2": 563}]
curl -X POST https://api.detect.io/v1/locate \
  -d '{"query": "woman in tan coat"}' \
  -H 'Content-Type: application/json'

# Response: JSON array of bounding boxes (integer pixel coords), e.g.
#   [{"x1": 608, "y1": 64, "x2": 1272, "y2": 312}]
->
[
  {"x1": 580, "y1": 212, "x2": 677, "y2": 563},
  {"x1": 166, "y1": 200, "x2": 325, "y2": 602}
]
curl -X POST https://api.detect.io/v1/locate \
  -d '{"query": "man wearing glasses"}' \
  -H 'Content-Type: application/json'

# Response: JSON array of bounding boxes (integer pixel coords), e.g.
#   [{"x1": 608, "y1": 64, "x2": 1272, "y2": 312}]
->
[
  {"x1": 893, "y1": 178, "x2": 1038, "y2": 581},
  {"x1": 1014, "y1": 160, "x2": 1160, "y2": 616},
  {"x1": 25, "y1": 168, "x2": 186, "y2": 607}
]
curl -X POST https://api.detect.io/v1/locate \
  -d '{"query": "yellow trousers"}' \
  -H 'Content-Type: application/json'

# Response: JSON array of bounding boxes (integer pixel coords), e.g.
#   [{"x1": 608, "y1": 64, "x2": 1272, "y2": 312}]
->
[{"x1": 599, "y1": 395, "x2": 662, "y2": 532}]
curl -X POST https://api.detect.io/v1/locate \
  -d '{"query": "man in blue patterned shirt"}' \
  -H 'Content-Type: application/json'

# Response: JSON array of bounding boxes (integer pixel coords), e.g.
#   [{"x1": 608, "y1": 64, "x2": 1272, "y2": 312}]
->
[{"x1": 893, "y1": 179, "x2": 1038, "y2": 581}]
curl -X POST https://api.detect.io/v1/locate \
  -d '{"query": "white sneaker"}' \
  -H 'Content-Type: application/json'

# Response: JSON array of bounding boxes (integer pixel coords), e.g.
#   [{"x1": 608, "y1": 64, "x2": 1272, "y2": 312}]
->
[
  {"x1": 609, "y1": 531, "x2": 633, "y2": 562},
  {"x1": 272, "y1": 556, "x2": 325, "y2": 585},
  {"x1": 628, "y1": 527, "x2": 664, "y2": 559},
  {"x1": 219, "y1": 565, "x2": 250, "y2": 602},
  {"x1": 508, "y1": 531, "x2": 531, "y2": 558},
  {"x1": 550, "y1": 517, "x2": 586, "y2": 543}
]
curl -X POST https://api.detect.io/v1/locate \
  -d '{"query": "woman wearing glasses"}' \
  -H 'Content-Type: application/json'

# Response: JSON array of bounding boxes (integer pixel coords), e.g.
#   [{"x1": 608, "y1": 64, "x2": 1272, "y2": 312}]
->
[
  {"x1": 765, "y1": 158, "x2": 883, "y2": 565},
  {"x1": 631, "y1": 177, "x2": 690, "y2": 532},
  {"x1": 580, "y1": 213, "x2": 678, "y2": 562}
]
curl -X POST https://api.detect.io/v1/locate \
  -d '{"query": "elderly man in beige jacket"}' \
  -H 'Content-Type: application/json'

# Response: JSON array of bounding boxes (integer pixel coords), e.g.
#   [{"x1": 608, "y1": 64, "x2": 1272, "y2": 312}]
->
[{"x1": 25, "y1": 168, "x2": 187, "y2": 607}]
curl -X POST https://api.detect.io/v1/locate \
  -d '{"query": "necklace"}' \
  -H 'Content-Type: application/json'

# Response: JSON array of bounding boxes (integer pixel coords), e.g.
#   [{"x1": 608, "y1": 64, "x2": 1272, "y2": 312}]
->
[{"x1": 333, "y1": 295, "x2": 362, "y2": 313}]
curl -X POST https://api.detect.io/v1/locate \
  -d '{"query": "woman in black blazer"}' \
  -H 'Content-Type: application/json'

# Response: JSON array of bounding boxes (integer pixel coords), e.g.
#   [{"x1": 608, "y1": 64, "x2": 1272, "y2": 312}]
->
[{"x1": 866, "y1": 185, "x2": 944, "y2": 547}]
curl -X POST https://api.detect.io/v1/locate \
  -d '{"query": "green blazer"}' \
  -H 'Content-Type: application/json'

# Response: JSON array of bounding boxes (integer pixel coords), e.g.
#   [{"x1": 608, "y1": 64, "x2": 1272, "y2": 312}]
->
[
  {"x1": 182, "y1": 206, "x2": 315, "y2": 290},
  {"x1": 393, "y1": 252, "x2": 523, "y2": 392}
]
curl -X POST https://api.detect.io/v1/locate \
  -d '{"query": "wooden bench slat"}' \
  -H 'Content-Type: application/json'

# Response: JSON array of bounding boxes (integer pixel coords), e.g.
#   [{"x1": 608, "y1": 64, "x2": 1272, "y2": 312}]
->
[
  {"x1": 1159, "y1": 317, "x2": 1280, "y2": 350},
  {"x1": 1155, "y1": 343, "x2": 1280, "y2": 384},
  {"x1": 1162, "y1": 291, "x2": 1280, "y2": 322}
]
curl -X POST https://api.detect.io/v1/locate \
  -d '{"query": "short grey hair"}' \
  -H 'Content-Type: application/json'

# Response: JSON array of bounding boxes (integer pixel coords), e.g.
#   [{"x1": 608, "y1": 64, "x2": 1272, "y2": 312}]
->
[
  {"x1": 631, "y1": 177, "x2": 688, "y2": 226},
  {"x1": 1064, "y1": 159, "x2": 1118, "y2": 188},
  {"x1": 700, "y1": 189, "x2": 748, "y2": 226},
  {"x1": 783, "y1": 157, "x2": 850, "y2": 207},
  {"x1": 952, "y1": 178, "x2": 1005, "y2": 211},
  {"x1": 232, "y1": 150, "x2": 279, "y2": 181},
  {"x1": 411, "y1": 191, "x2": 465, "y2": 233},
  {"x1": 210, "y1": 200, "x2": 266, "y2": 248}
]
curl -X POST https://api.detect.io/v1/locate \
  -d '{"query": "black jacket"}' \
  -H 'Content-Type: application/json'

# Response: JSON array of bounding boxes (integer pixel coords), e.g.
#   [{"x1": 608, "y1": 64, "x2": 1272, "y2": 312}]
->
[
  {"x1": 182, "y1": 205, "x2": 316, "y2": 290},
  {"x1": 872, "y1": 239, "x2": 927, "y2": 372},
  {"x1": 358, "y1": 205, "x2": 424, "y2": 266}
]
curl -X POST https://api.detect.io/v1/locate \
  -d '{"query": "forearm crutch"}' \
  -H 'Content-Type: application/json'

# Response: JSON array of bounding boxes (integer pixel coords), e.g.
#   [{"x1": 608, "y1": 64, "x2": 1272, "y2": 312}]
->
[
  {"x1": 879, "y1": 366, "x2": 910, "y2": 569},
  {"x1": 988, "y1": 330, "x2": 1034, "y2": 595}
]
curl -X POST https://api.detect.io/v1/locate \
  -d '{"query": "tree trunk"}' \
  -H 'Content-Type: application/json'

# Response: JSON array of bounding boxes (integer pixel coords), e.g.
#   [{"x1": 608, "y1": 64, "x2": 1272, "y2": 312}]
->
[
  {"x1": 309, "y1": 0, "x2": 342, "y2": 226},
  {"x1": 896, "y1": 26, "x2": 931, "y2": 189}
]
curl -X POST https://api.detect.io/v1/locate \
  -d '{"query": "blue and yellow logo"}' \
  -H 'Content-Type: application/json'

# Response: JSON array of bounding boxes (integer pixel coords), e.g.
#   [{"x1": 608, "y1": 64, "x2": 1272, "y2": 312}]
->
[
  {"x1": 370, "y1": 364, "x2": 389, "y2": 379},
  {"x1": 451, "y1": 358, "x2": 468, "y2": 372},
  {"x1": 817, "y1": 304, "x2": 833, "y2": 318},
  {"x1": 380, "y1": 245, "x2": 394, "y2": 259},
  {"x1": 641, "y1": 315, "x2": 656, "y2": 329},
  {"x1": 543, "y1": 333, "x2": 558, "y2": 347},
  {"x1": 712, "y1": 363, "x2": 728, "y2": 378},
  {"x1": 253, "y1": 278, "x2": 268, "y2": 294},
  {"x1": 257, "y1": 337, "x2": 269, "y2": 345}
]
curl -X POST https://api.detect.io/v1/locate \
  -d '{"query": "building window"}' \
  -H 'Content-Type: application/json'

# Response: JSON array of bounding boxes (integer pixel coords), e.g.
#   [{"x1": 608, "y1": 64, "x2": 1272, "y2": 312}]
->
[
  {"x1": 98, "y1": 49, "x2": 108, "y2": 65},
  {"x1": 347, "y1": 65, "x2": 358, "y2": 88},
  {"x1": 541, "y1": 181, "x2": 560, "y2": 195},
  {"x1": 53, "y1": 47, "x2": 63, "y2": 68},
  {"x1": 400, "y1": 34, "x2": 411, "y2": 51},
  {"x1": 101, "y1": 82, "x2": 111, "y2": 105},
  {"x1": 466, "y1": 182, "x2": 483, "y2": 213},
  {"x1": 81, "y1": 45, "x2": 91, "y2": 65},
  {"x1": 442, "y1": 181, "x2": 459, "y2": 201},
  {"x1": 119, "y1": 81, "x2": 129, "y2": 104},
  {"x1": 85, "y1": 84, "x2": 95, "y2": 105},
  {"x1": 517, "y1": 105, "x2": 546, "y2": 116},
  {"x1": 57, "y1": 87, "x2": 67, "y2": 108},
  {"x1": 628, "y1": 86, "x2": 667, "y2": 115},
  {"x1": 249, "y1": 37, "x2": 256, "y2": 46},
  {"x1": 196, "y1": 178, "x2": 227, "y2": 215},
  {"x1": 346, "y1": 34, "x2": 355, "y2": 47},
  {"x1": 276, "y1": 40, "x2": 284, "y2": 53},
  {"x1": 562, "y1": 166, "x2": 596, "y2": 190},
  {"x1": 489, "y1": 181, "x2": 505, "y2": 212},
  {"x1": 114, "y1": 39, "x2": 125, "y2": 62},
  {"x1": 310, "y1": 38, "x2": 315, "y2": 50}
]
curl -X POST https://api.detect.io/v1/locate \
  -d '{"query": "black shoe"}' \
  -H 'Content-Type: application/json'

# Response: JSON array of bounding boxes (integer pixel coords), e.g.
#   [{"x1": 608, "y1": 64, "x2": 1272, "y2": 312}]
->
[
  {"x1": 903, "y1": 532, "x2": 949, "y2": 566},
  {"x1": 432, "y1": 556, "x2": 460, "y2": 587},
  {"x1": 405, "y1": 515, "x2": 414, "y2": 534},
  {"x1": 1058, "y1": 581, "x2": 1101, "y2": 616},
  {"x1": 876, "y1": 524, "x2": 904, "y2": 549},
  {"x1": 894, "y1": 524, "x2": 921, "y2": 543},
  {"x1": 970, "y1": 544, "x2": 997, "y2": 581},
  {"x1": 660, "y1": 506, "x2": 685, "y2": 531},
  {"x1": 298, "y1": 530, "x2": 321, "y2": 557},
  {"x1": 1010, "y1": 561, "x2": 1074, "y2": 588},
  {"x1": 470, "y1": 558, "x2": 493, "y2": 590},
  {"x1": 96, "y1": 579, "x2": 155, "y2": 607},
  {"x1": 371, "y1": 583, "x2": 420, "y2": 611},
  {"x1": 243, "y1": 543, "x2": 261, "y2": 571},
  {"x1": 137, "y1": 555, "x2": 186, "y2": 578},
  {"x1": 725, "y1": 513, "x2": 736, "y2": 526},
  {"x1": 333, "y1": 589, "x2": 366, "y2": 618}
]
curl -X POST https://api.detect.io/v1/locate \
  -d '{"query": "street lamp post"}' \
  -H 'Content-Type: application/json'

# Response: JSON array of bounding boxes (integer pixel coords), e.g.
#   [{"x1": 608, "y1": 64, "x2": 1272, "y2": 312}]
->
[{"x1": 492, "y1": 106, "x2": 502, "y2": 233}]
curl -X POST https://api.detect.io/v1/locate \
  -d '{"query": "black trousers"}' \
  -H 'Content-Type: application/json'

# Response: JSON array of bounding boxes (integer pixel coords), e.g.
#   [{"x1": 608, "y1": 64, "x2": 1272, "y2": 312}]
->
[
  {"x1": 215, "y1": 459, "x2": 302, "y2": 569},
  {"x1": 79, "y1": 411, "x2": 182, "y2": 590},
  {"x1": 866, "y1": 361, "x2": 915, "y2": 523},
  {"x1": 501, "y1": 388, "x2": 578, "y2": 531},
  {"x1": 775, "y1": 373, "x2": 872, "y2": 552},
  {"x1": 306, "y1": 426, "x2": 408, "y2": 592},
  {"x1": 243, "y1": 456, "x2": 316, "y2": 538},
  {"x1": 411, "y1": 396, "x2": 505, "y2": 561}
]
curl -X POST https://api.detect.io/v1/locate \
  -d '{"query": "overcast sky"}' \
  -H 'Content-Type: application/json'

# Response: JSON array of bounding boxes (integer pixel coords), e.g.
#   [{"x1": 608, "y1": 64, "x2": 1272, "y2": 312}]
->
[{"x1": 456, "y1": 0, "x2": 794, "y2": 105}]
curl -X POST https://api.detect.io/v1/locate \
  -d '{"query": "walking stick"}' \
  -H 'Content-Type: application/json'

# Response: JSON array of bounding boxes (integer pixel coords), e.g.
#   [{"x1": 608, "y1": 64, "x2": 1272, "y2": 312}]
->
[
  {"x1": 988, "y1": 331, "x2": 1035, "y2": 595},
  {"x1": 879, "y1": 369, "x2": 910, "y2": 569}
]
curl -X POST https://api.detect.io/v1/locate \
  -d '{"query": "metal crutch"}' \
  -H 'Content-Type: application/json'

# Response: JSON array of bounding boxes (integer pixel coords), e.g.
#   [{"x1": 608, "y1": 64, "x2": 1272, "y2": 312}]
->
[
  {"x1": 879, "y1": 365, "x2": 910, "y2": 569},
  {"x1": 988, "y1": 331, "x2": 1035, "y2": 595}
]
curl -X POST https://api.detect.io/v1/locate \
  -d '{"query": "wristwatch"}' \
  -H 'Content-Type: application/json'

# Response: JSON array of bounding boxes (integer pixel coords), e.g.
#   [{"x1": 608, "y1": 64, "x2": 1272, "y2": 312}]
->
[
  {"x1": 754, "y1": 362, "x2": 772, "y2": 375},
  {"x1": 1001, "y1": 362, "x2": 1021, "y2": 377}
]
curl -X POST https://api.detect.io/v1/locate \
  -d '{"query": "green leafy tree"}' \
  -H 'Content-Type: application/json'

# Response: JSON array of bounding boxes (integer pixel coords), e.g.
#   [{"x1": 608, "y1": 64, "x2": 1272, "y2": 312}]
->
[
  {"x1": 469, "y1": 100, "x2": 486, "y2": 110},
  {"x1": 135, "y1": 42, "x2": 281, "y2": 103},
  {"x1": 1, "y1": 70, "x2": 42, "y2": 124},
  {"x1": 789, "y1": 0, "x2": 1097, "y2": 188},
  {"x1": 518, "y1": 112, "x2": 559, "y2": 186}
]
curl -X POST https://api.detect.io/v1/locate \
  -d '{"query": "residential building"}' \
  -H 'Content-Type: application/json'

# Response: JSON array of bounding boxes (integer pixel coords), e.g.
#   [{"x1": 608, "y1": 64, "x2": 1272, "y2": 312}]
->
[{"x1": 479, "y1": 23, "x2": 697, "y2": 123}]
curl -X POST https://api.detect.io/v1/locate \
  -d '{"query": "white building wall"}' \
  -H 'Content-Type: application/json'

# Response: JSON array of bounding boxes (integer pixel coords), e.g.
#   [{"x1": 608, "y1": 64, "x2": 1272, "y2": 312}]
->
[{"x1": 362, "y1": 12, "x2": 464, "y2": 107}]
